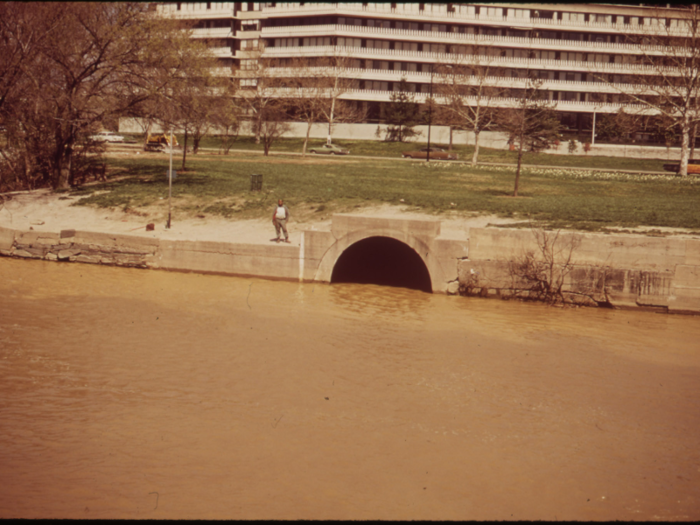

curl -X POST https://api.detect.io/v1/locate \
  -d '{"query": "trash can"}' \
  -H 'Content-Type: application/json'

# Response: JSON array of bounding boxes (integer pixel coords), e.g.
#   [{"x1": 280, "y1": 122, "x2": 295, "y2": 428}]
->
[{"x1": 250, "y1": 174, "x2": 263, "y2": 191}]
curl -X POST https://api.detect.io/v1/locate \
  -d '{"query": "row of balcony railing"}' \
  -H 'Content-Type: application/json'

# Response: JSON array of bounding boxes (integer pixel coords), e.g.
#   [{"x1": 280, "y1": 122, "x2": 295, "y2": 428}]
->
[
  {"x1": 192, "y1": 27, "x2": 234, "y2": 38},
  {"x1": 264, "y1": 3, "x2": 690, "y2": 36},
  {"x1": 261, "y1": 23, "x2": 675, "y2": 56},
  {"x1": 255, "y1": 85, "x2": 654, "y2": 113},
  {"x1": 260, "y1": 45, "x2": 685, "y2": 76},
  {"x1": 249, "y1": 65, "x2": 659, "y2": 96},
  {"x1": 160, "y1": 3, "x2": 234, "y2": 18}
]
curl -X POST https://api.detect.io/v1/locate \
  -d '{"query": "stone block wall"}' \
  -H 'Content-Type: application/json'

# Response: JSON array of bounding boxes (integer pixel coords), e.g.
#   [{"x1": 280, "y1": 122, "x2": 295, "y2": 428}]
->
[
  {"x1": 1, "y1": 227, "x2": 157, "y2": 268},
  {"x1": 459, "y1": 227, "x2": 700, "y2": 314}
]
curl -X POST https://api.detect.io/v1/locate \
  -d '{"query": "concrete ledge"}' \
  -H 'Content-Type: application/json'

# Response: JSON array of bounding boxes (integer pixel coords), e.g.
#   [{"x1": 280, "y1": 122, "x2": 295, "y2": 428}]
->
[
  {"x1": 15, "y1": 230, "x2": 61, "y2": 245},
  {"x1": 156, "y1": 239, "x2": 300, "y2": 280},
  {"x1": 331, "y1": 214, "x2": 441, "y2": 239},
  {"x1": 1, "y1": 219, "x2": 699, "y2": 313},
  {"x1": 73, "y1": 231, "x2": 159, "y2": 252},
  {"x1": 468, "y1": 228, "x2": 687, "y2": 271},
  {"x1": 686, "y1": 240, "x2": 700, "y2": 266},
  {"x1": 0, "y1": 226, "x2": 15, "y2": 251}
]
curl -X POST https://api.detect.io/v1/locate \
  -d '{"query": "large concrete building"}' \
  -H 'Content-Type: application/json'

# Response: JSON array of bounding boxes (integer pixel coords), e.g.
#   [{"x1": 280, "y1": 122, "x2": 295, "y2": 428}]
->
[{"x1": 159, "y1": 2, "x2": 696, "y2": 140}]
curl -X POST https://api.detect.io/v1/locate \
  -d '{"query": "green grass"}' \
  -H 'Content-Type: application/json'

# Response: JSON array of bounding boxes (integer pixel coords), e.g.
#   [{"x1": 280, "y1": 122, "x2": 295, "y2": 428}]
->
[
  {"x1": 68, "y1": 146, "x2": 700, "y2": 234},
  {"x1": 176, "y1": 134, "x2": 672, "y2": 173}
]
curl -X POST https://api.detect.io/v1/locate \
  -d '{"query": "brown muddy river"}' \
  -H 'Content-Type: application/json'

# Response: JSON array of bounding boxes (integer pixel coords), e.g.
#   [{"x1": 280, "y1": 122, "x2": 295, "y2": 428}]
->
[{"x1": 1, "y1": 257, "x2": 699, "y2": 520}]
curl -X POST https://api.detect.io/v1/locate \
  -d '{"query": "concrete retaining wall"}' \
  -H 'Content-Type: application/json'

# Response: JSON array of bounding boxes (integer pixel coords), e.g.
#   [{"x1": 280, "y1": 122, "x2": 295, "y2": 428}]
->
[
  {"x1": 2, "y1": 221, "x2": 699, "y2": 314},
  {"x1": 459, "y1": 228, "x2": 700, "y2": 314}
]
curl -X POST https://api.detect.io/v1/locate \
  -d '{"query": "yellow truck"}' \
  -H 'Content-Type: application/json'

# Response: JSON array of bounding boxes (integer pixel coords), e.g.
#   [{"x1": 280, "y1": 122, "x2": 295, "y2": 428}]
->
[{"x1": 145, "y1": 133, "x2": 179, "y2": 152}]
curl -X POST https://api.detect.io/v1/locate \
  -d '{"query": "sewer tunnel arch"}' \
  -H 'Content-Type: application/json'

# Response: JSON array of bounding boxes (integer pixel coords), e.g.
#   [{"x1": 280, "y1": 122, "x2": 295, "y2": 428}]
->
[{"x1": 314, "y1": 230, "x2": 434, "y2": 293}]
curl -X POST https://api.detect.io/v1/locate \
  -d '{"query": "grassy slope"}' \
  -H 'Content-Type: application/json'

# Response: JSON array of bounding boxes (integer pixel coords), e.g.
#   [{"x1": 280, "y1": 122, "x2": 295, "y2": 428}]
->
[{"x1": 67, "y1": 140, "x2": 700, "y2": 233}]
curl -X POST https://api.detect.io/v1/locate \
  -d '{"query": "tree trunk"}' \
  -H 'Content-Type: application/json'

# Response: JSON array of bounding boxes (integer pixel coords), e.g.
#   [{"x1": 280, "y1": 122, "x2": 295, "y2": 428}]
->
[
  {"x1": 472, "y1": 131, "x2": 480, "y2": 165},
  {"x1": 66, "y1": 145, "x2": 74, "y2": 187},
  {"x1": 53, "y1": 145, "x2": 69, "y2": 189},
  {"x1": 691, "y1": 121, "x2": 697, "y2": 160},
  {"x1": 143, "y1": 121, "x2": 152, "y2": 151},
  {"x1": 679, "y1": 114, "x2": 690, "y2": 177},
  {"x1": 181, "y1": 129, "x2": 188, "y2": 171},
  {"x1": 448, "y1": 126, "x2": 453, "y2": 151},
  {"x1": 514, "y1": 139, "x2": 524, "y2": 197},
  {"x1": 327, "y1": 78, "x2": 337, "y2": 145},
  {"x1": 303, "y1": 119, "x2": 312, "y2": 156}
]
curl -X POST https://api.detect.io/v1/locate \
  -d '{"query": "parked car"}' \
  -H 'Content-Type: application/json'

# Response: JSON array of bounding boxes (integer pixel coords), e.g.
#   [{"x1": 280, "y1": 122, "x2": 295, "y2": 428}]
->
[
  {"x1": 90, "y1": 131, "x2": 125, "y2": 143},
  {"x1": 663, "y1": 160, "x2": 700, "y2": 174},
  {"x1": 402, "y1": 147, "x2": 458, "y2": 160},
  {"x1": 308, "y1": 143, "x2": 350, "y2": 155}
]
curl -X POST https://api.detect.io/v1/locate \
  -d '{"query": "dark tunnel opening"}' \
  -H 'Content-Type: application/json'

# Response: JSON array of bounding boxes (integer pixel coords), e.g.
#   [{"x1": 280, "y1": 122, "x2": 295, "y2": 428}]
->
[{"x1": 330, "y1": 236, "x2": 432, "y2": 293}]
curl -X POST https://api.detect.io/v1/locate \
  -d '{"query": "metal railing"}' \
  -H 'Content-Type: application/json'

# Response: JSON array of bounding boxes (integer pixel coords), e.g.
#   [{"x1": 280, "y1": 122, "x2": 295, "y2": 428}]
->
[
  {"x1": 262, "y1": 45, "x2": 684, "y2": 77},
  {"x1": 262, "y1": 23, "x2": 674, "y2": 57},
  {"x1": 262, "y1": 3, "x2": 691, "y2": 37}
]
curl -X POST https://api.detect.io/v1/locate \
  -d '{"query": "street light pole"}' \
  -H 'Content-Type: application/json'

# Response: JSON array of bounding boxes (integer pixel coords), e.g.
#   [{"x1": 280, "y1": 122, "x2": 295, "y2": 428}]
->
[
  {"x1": 427, "y1": 64, "x2": 434, "y2": 162},
  {"x1": 166, "y1": 129, "x2": 173, "y2": 229},
  {"x1": 591, "y1": 107, "x2": 597, "y2": 146}
]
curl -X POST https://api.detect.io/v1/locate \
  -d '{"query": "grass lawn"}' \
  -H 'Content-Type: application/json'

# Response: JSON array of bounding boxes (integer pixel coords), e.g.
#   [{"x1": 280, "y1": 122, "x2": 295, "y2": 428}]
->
[
  {"x1": 174, "y1": 134, "x2": 675, "y2": 173},
  {"x1": 66, "y1": 138, "x2": 700, "y2": 233}
]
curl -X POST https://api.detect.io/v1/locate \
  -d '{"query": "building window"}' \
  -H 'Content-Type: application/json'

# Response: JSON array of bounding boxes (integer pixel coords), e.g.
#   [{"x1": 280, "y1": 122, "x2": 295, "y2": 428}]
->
[
  {"x1": 338, "y1": 37, "x2": 361, "y2": 47},
  {"x1": 366, "y1": 39, "x2": 390, "y2": 50},
  {"x1": 303, "y1": 37, "x2": 331, "y2": 46},
  {"x1": 241, "y1": 39, "x2": 259, "y2": 50}
]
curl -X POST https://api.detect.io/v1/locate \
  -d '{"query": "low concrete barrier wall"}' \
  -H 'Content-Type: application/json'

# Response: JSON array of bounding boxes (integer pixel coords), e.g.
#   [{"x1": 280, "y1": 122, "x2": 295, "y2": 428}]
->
[
  {"x1": 2, "y1": 222, "x2": 699, "y2": 314},
  {"x1": 459, "y1": 228, "x2": 700, "y2": 314}
]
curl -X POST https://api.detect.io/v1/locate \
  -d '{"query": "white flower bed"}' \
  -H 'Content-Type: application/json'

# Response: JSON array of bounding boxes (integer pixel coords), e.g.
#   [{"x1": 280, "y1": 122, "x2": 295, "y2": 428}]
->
[{"x1": 421, "y1": 162, "x2": 700, "y2": 184}]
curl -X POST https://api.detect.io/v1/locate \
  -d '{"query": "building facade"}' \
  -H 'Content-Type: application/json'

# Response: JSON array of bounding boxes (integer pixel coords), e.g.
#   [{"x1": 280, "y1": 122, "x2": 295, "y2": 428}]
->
[{"x1": 160, "y1": 2, "x2": 695, "y2": 140}]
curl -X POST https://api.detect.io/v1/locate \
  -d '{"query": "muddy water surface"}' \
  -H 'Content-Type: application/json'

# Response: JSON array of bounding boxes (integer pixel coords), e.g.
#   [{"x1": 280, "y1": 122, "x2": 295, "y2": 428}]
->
[{"x1": 1, "y1": 257, "x2": 699, "y2": 520}]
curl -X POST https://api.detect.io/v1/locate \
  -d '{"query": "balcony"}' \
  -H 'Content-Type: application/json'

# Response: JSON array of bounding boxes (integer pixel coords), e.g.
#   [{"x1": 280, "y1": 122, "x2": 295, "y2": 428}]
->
[
  {"x1": 257, "y1": 64, "x2": 656, "y2": 103},
  {"x1": 261, "y1": 24, "x2": 672, "y2": 58},
  {"x1": 332, "y1": 88, "x2": 651, "y2": 114},
  {"x1": 236, "y1": 29, "x2": 261, "y2": 39},
  {"x1": 159, "y1": 3, "x2": 234, "y2": 19},
  {"x1": 192, "y1": 27, "x2": 234, "y2": 39},
  {"x1": 262, "y1": 3, "x2": 689, "y2": 37},
  {"x1": 210, "y1": 47, "x2": 234, "y2": 58},
  {"x1": 262, "y1": 45, "x2": 678, "y2": 77}
]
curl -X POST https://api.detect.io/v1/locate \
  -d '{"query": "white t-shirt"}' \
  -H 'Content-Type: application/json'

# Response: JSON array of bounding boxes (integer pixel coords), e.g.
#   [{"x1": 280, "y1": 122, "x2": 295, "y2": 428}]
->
[{"x1": 275, "y1": 206, "x2": 287, "y2": 220}]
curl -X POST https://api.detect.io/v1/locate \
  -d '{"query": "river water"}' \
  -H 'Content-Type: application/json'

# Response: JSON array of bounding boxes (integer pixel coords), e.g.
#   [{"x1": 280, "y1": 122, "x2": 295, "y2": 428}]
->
[{"x1": 1, "y1": 257, "x2": 699, "y2": 521}]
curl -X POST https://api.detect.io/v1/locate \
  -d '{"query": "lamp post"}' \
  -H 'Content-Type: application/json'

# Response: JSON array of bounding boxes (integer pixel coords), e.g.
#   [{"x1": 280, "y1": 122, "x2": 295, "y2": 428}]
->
[
  {"x1": 591, "y1": 106, "x2": 597, "y2": 146},
  {"x1": 427, "y1": 64, "x2": 434, "y2": 162},
  {"x1": 166, "y1": 129, "x2": 173, "y2": 229}
]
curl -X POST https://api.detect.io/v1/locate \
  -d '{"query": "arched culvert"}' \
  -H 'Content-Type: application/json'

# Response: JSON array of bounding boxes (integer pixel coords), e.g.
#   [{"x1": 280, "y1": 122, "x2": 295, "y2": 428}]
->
[{"x1": 330, "y1": 236, "x2": 432, "y2": 293}]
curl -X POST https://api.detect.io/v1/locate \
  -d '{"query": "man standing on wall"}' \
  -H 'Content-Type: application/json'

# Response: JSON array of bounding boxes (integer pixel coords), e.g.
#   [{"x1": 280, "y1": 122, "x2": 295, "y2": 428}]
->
[{"x1": 272, "y1": 199, "x2": 291, "y2": 243}]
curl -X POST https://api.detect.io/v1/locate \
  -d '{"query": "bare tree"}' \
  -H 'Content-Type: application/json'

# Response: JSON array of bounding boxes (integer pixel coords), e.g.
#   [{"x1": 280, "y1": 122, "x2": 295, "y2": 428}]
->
[
  {"x1": 237, "y1": 45, "x2": 292, "y2": 155},
  {"x1": 211, "y1": 94, "x2": 242, "y2": 155},
  {"x1": 508, "y1": 228, "x2": 582, "y2": 305},
  {"x1": 497, "y1": 79, "x2": 561, "y2": 197},
  {"x1": 286, "y1": 57, "x2": 331, "y2": 156},
  {"x1": 434, "y1": 44, "x2": 503, "y2": 164},
  {"x1": 0, "y1": 3, "x2": 206, "y2": 190},
  {"x1": 0, "y1": 3, "x2": 61, "y2": 115},
  {"x1": 315, "y1": 55, "x2": 363, "y2": 145},
  {"x1": 591, "y1": 5, "x2": 700, "y2": 176}
]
